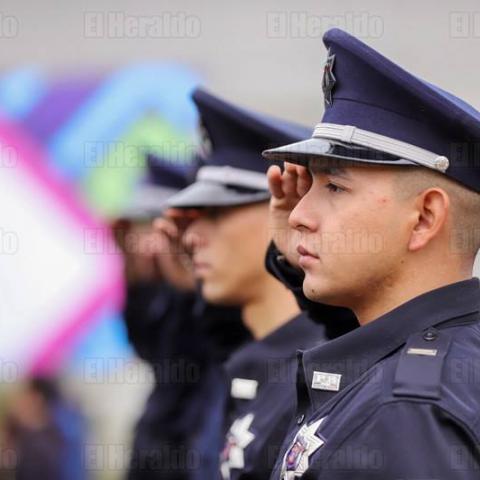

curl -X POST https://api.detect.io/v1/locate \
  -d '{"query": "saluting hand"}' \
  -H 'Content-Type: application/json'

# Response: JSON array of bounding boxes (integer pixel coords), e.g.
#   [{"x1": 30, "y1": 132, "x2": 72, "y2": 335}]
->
[
  {"x1": 152, "y1": 209, "x2": 198, "y2": 292},
  {"x1": 267, "y1": 162, "x2": 312, "y2": 268}
]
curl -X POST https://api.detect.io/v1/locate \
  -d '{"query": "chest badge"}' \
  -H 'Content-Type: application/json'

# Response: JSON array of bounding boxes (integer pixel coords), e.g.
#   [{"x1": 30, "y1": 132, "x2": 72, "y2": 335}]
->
[
  {"x1": 220, "y1": 413, "x2": 255, "y2": 480},
  {"x1": 311, "y1": 371, "x2": 342, "y2": 392},
  {"x1": 230, "y1": 377, "x2": 258, "y2": 400},
  {"x1": 281, "y1": 417, "x2": 326, "y2": 479}
]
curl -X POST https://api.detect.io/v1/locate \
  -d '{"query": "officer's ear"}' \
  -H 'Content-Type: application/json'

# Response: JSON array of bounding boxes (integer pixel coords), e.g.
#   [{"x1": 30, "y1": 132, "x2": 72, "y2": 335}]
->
[{"x1": 407, "y1": 187, "x2": 450, "y2": 252}]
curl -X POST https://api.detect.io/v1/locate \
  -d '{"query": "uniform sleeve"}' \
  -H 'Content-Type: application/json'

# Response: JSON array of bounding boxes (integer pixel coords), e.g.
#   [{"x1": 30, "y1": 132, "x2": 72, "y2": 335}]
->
[
  {"x1": 314, "y1": 401, "x2": 480, "y2": 479},
  {"x1": 264, "y1": 242, "x2": 358, "y2": 339},
  {"x1": 264, "y1": 241, "x2": 308, "y2": 307},
  {"x1": 123, "y1": 282, "x2": 199, "y2": 363},
  {"x1": 123, "y1": 282, "x2": 167, "y2": 361}
]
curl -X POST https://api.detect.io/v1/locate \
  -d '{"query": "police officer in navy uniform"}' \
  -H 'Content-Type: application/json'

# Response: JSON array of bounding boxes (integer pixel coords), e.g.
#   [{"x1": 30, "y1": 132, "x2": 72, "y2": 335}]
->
[
  {"x1": 119, "y1": 153, "x2": 195, "y2": 363},
  {"x1": 262, "y1": 28, "x2": 480, "y2": 479},
  {"x1": 114, "y1": 153, "x2": 250, "y2": 480},
  {"x1": 167, "y1": 88, "x2": 357, "y2": 480}
]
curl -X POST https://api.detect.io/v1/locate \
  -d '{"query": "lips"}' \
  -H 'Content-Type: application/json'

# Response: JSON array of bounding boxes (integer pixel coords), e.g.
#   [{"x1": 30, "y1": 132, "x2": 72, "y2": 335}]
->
[
  {"x1": 297, "y1": 244, "x2": 319, "y2": 268},
  {"x1": 297, "y1": 244, "x2": 319, "y2": 259},
  {"x1": 192, "y1": 259, "x2": 211, "y2": 275}
]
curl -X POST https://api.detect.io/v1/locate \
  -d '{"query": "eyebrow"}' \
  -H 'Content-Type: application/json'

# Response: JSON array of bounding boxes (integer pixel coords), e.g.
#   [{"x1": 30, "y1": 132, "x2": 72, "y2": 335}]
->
[{"x1": 307, "y1": 162, "x2": 351, "y2": 180}]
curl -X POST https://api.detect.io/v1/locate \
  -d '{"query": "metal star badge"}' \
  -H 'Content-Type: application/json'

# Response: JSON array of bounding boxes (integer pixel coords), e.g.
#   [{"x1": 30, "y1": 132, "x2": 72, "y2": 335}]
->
[
  {"x1": 322, "y1": 50, "x2": 336, "y2": 107},
  {"x1": 197, "y1": 120, "x2": 213, "y2": 159},
  {"x1": 281, "y1": 417, "x2": 326, "y2": 479},
  {"x1": 220, "y1": 413, "x2": 256, "y2": 480}
]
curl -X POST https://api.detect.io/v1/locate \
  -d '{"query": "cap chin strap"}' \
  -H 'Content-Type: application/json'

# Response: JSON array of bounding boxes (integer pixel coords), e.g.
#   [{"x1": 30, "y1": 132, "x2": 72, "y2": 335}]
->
[
  {"x1": 197, "y1": 166, "x2": 269, "y2": 190},
  {"x1": 313, "y1": 123, "x2": 450, "y2": 172}
]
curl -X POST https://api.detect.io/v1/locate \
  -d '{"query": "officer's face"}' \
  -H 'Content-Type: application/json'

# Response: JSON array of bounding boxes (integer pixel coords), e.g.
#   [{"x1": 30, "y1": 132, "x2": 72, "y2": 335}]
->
[
  {"x1": 185, "y1": 202, "x2": 271, "y2": 305},
  {"x1": 289, "y1": 164, "x2": 411, "y2": 311}
]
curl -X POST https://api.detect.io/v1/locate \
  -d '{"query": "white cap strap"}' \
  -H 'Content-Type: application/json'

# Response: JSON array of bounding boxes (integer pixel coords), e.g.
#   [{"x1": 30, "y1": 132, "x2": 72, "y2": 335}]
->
[
  {"x1": 197, "y1": 166, "x2": 268, "y2": 190},
  {"x1": 313, "y1": 123, "x2": 450, "y2": 172}
]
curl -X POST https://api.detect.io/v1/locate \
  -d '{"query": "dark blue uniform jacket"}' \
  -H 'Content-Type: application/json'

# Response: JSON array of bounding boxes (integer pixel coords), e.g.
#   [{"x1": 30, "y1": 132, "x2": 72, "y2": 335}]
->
[{"x1": 270, "y1": 278, "x2": 480, "y2": 479}]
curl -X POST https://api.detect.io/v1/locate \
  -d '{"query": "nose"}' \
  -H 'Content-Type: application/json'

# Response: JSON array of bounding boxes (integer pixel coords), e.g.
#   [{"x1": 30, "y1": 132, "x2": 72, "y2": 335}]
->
[{"x1": 288, "y1": 190, "x2": 319, "y2": 233}]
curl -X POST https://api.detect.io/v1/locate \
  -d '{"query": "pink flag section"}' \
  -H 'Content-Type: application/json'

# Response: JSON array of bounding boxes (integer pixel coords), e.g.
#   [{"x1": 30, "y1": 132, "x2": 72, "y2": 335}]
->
[{"x1": 0, "y1": 119, "x2": 124, "y2": 375}]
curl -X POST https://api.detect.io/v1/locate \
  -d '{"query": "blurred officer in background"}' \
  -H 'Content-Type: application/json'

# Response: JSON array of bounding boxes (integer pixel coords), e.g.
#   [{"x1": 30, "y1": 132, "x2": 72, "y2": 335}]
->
[
  {"x1": 113, "y1": 153, "x2": 250, "y2": 480},
  {"x1": 263, "y1": 28, "x2": 480, "y2": 479},
  {"x1": 3, "y1": 377, "x2": 86, "y2": 480},
  {"x1": 166, "y1": 88, "x2": 356, "y2": 480}
]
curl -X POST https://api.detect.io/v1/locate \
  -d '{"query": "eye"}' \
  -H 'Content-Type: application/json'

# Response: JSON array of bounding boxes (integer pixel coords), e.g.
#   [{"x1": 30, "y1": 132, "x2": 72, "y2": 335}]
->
[
  {"x1": 325, "y1": 182, "x2": 345, "y2": 193},
  {"x1": 204, "y1": 207, "x2": 228, "y2": 220},
  {"x1": 204, "y1": 207, "x2": 220, "y2": 219}
]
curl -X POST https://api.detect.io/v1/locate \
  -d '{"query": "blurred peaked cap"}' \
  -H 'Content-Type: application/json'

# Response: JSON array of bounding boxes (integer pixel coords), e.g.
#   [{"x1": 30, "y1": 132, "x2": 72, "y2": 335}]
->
[
  {"x1": 117, "y1": 153, "x2": 191, "y2": 220},
  {"x1": 191, "y1": 87, "x2": 312, "y2": 173},
  {"x1": 167, "y1": 88, "x2": 311, "y2": 208},
  {"x1": 146, "y1": 152, "x2": 190, "y2": 190},
  {"x1": 263, "y1": 27, "x2": 480, "y2": 193}
]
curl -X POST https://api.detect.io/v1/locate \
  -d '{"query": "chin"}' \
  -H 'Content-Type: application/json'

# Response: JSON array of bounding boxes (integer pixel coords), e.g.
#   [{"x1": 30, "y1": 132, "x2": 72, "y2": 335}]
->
[
  {"x1": 303, "y1": 284, "x2": 323, "y2": 303},
  {"x1": 302, "y1": 276, "x2": 348, "y2": 307},
  {"x1": 202, "y1": 283, "x2": 235, "y2": 306}
]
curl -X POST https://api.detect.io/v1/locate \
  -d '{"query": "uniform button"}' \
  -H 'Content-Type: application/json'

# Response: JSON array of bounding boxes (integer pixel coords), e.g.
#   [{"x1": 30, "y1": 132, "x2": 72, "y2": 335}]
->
[
  {"x1": 423, "y1": 330, "x2": 438, "y2": 341},
  {"x1": 434, "y1": 156, "x2": 449, "y2": 171},
  {"x1": 297, "y1": 414, "x2": 305, "y2": 425}
]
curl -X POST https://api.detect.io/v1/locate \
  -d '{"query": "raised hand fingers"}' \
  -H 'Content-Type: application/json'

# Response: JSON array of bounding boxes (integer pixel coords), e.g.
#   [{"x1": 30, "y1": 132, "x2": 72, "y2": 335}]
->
[
  {"x1": 163, "y1": 208, "x2": 200, "y2": 234},
  {"x1": 165, "y1": 208, "x2": 197, "y2": 219},
  {"x1": 282, "y1": 162, "x2": 300, "y2": 199},
  {"x1": 296, "y1": 165, "x2": 312, "y2": 197},
  {"x1": 267, "y1": 165, "x2": 284, "y2": 199},
  {"x1": 153, "y1": 216, "x2": 178, "y2": 239}
]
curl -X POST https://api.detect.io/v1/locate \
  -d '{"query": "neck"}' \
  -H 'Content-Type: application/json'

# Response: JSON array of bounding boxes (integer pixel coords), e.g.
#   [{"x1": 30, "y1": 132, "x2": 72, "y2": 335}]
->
[
  {"x1": 242, "y1": 276, "x2": 300, "y2": 340},
  {"x1": 352, "y1": 258, "x2": 472, "y2": 326}
]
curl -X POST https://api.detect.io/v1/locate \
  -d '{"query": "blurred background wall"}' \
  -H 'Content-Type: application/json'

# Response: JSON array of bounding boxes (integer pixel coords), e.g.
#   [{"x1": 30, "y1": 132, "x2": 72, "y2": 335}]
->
[{"x1": 1, "y1": 0, "x2": 480, "y2": 122}]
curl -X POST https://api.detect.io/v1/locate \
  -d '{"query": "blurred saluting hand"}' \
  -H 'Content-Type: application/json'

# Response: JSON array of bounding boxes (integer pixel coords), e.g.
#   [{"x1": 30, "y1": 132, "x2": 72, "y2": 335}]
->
[{"x1": 152, "y1": 209, "x2": 199, "y2": 291}]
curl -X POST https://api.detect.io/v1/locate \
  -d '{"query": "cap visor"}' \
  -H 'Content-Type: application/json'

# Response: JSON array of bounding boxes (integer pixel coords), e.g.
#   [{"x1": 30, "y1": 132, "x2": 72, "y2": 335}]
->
[
  {"x1": 116, "y1": 186, "x2": 177, "y2": 220},
  {"x1": 167, "y1": 181, "x2": 270, "y2": 209},
  {"x1": 263, "y1": 137, "x2": 416, "y2": 168}
]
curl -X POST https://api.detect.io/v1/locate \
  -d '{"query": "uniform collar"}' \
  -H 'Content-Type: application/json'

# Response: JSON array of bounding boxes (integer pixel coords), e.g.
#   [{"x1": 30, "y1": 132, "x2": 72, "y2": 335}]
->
[
  {"x1": 260, "y1": 312, "x2": 324, "y2": 352},
  {"x1": 301, "y1": 278, "x2": 480, "y2": 411},
  {"x1": 225, "y1": 313, "x2": 323, "y2": 383}
]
